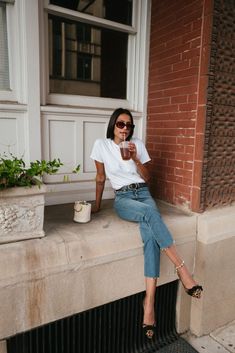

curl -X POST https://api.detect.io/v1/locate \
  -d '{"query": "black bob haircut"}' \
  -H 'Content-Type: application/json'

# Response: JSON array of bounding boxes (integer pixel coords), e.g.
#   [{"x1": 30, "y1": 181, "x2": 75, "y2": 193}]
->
[{"x1": 106, "y1": 108, "x2": 135, "y2": 141}]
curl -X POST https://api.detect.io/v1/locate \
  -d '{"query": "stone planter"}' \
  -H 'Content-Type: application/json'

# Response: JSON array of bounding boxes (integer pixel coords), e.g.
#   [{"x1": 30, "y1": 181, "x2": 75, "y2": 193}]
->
[{"x1": 0, "y1": 185, "x2": 46, "y2": 244}]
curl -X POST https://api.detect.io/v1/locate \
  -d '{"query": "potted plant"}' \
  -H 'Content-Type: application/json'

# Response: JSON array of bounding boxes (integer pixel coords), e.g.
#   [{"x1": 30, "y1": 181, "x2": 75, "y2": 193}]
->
[{"x1": 0, "y1": 154, "x2": 63, "y2": 244}]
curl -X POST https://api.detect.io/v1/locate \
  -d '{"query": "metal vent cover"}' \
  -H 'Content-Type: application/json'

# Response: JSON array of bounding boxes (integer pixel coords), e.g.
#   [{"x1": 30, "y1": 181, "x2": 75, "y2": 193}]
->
[{"x1": 7, "y1": 281, "x2": 178, "y2": 353}]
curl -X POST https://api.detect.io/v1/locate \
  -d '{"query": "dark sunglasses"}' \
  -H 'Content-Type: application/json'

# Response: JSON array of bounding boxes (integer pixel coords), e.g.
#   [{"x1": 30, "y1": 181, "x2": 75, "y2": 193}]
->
[{"x1": 115, "y1": 121, "x2": 135, "y2": 130}]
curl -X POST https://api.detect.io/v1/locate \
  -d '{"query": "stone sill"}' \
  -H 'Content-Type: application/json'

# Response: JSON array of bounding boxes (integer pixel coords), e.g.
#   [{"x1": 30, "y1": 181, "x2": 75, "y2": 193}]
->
[
  {"x1": 0, "y1": 199, "x2": 197, "y2": 339},
  {"x1": 0, "y1": 200, "x2": 197, "y2": 287}
]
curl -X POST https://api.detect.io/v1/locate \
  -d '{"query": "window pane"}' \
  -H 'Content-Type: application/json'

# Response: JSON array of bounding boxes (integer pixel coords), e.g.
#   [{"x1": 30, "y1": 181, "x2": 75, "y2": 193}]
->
[
  {"x1": 49, "y1": 15, "x2": 127, "y2": 99},
  {"x1": 50, "y1": 0, "x2": 133, "y2": 26},
  {"x1": 0, "y1": 3, "x2": 10, "y2": 90}
]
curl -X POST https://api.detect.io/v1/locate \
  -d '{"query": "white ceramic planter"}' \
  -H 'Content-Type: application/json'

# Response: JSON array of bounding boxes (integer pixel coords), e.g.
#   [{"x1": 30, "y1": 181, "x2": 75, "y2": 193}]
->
[{"x1": 0, "y1": 185, "x2": 46, "y2": 244}]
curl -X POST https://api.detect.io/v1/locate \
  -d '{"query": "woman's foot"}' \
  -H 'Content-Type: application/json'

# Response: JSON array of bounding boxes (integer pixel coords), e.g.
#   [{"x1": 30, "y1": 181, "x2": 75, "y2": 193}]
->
[
  {"x1": 175, "y1": 261, "x2": 203, "y2": 298},
  {"x1": 142, "y1": 296, "x2": 156, "y2": 339}
]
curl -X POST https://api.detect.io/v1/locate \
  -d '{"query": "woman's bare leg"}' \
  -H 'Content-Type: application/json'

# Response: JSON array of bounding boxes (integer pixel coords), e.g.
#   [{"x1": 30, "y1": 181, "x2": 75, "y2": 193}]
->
[
  {"x1": 164, "y1": 244, "x2": 198, "y2": 290},
  {"x1": 143, "y1": 277, "x2": 157, "y2": 325}
]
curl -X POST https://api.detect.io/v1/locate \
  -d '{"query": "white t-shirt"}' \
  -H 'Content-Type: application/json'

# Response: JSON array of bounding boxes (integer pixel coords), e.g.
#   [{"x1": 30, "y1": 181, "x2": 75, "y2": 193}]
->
[{"x1": 90, "y1": 137, "x2": 151, "y2": 190}]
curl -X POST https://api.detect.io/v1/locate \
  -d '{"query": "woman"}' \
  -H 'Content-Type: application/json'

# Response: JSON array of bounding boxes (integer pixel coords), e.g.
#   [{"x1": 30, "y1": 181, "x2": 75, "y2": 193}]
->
[{"x1": 90, "y1": 108, "x2": 203, "y2": 339}]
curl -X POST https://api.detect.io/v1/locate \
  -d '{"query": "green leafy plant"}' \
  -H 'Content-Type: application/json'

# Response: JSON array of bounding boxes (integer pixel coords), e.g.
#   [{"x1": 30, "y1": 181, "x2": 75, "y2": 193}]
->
[{"x1": 0, "y1": 154, "x2": 64, "y2": 190}]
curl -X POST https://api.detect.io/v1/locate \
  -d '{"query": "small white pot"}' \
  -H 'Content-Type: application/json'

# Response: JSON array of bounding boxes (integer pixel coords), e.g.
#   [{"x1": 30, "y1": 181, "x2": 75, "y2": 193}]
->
[{"x1": 73, "y1": 201, "x2": 91, "y2": 223}]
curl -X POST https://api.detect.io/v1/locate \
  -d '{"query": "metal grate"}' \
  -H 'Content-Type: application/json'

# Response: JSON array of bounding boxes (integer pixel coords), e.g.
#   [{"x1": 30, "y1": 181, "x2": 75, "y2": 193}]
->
[{"x1": 7, "y1": 280, "x2": 179, "y2": 353}]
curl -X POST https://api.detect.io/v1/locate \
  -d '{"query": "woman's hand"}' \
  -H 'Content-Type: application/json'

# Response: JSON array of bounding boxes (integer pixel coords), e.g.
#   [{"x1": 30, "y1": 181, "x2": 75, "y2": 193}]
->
[
  {"x1": 128, "y1": 142, "x2": 137, "y2": 160},
  {"x1": 91, "y1": 204, "x2": 100, "y2": 214}
]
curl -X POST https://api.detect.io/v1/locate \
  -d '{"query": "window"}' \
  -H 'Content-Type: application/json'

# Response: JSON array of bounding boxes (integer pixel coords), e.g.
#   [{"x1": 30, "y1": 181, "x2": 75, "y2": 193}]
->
[
  {"x1": 49, "y1": 15, "x2": 128, "y2": 98},
  {"x1": 0, "y1": 0, "x2": 18, "y2": 102},
  {"x1": 50, "y1": 0, "x2": 132, "y2": 25},
  {"x1": 0, "y1": 2, "x2": 10, "y2": 90},
  {"x1": 43, "y1": 0, "x2": 149, "y2": 110}
]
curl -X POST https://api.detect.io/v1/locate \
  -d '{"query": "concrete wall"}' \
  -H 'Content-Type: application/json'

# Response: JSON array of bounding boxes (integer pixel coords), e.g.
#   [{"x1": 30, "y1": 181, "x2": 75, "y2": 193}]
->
[{"x1": 190, "y1": 204, "x2": 235, "y2": 336}]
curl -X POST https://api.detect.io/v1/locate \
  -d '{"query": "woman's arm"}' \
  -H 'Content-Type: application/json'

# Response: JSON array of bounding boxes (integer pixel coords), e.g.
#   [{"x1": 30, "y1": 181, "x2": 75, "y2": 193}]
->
[
  {"x1": 133, "y1": 160, "x2": 151, "y2": 183},
  {"x1": 93, "y1": 160, "x2": 106, "y2": 213}
]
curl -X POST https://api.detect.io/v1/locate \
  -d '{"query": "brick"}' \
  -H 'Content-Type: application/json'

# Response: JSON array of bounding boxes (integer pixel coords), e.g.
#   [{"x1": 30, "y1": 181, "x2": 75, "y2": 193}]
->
[
  {"x1": 190, "y1": 56, "x2": 200, "y2": 67},
  {"x1": 154, "y1": 67, "x2": 198, "y2": 82},
  {"x1": 155, "y1": 170, "x2": 167, "y2": 178},
  {"x1": 190, "y1": 37, "x2": 201, "y2": 49},
  {"x1": 161, "y1": 136, "x2": 177, "y2": 144},
  {"x1": 151, "y1": 54, "x2": 181, "y2": 68},
  {"x1": 188, "y1": 93, "x2": 197, "y2": 102},
  {"x1": 185, "y1": 146, "x2": 194, "y2": 154},
  {"x1": 195, "y1": 105, "x2": 207, "y2": 134},
  {"x1": 183, "y1": 9, "x2": 203, "y2": 26},
  {"x1": 163, "y1": 85, "x2": 197, "y2": 96},
  {"x1": 176, "y1": 120, "x2": 196, "y2": 128},
  {"x1": 153, "y1": 19, "x2": 185, "y2": 42},
  {"x1": 165, "y1": 166, "x2": 175, "y2": 174},
  {"x1": 146, "y1": 142, "x2": 154, "y2": 150},
  {"x1": 147, "y1": 113, "x2": 171, "y2": 120},
  {"x1": 152, "y1": 43, "x2": 191, "y2": 62},
  {"x1": 175, "y1": 168, "x2": 193, "y2": 179},
  {"x1": 148, "y1": 92, "x2": 165, "y2": 100},
  {"x1": 149, "y1": 65, "x2": 173, "y2": 77},
  {"x1": 202, "y1": 14, "x2": 213, "y2": 46},
  {"x1": 168, "y1": 159, "x2": 184, "y2": 168},
  {"x1": 154, "y1": 158, "x2": 168, "y2": 166},
  {"x1": 179, "y1": 103, "x2": 197, "y2": 111},
  {"x1": 192, "y1": 160, "x2": 203, "y2": 187},
  {"x1": 171, "y1": 95, "x2": 188, "y2": 104},
  {"x1": 182, "y1": 47, "x2": 200, "y2": 60},
  {"x1": 177, "y1": 137, "x2": 194, "y2": 145},
  {"x1": 191, "y1": 187, "x2": 203, "y2": 212},
  {"x1": 167, "y1": 175, "x2": 183, "y2": 183},
  {"x1": 182, "y1": 28, "x2": 201, "y2": 44},
  {"x1": 174, "y1": 183, "x2": 191, "y2": 195},
  {"x1": 146, "y1": 134, "x2": 159, "y2": 142},
  {"x1": 192, "y1": 18, "x2": 203, "y2": 31},
  {"x1": 200, "y1": 44, "x2": 211, "y2": 75},
  {"x1": 174, "y1": 190, "x2": 191, "y2": 204},
  {"x1": 194, "y1": 133, "x2": 205, "y2": 161},
  {"x1": 148, "y1": 121, "x2": 181, "y2": 129},
  {"x1": 161, "y1": 151, "x2": 176, "y2": 159},
  {"x1": 197, "y1": 75, "x2": 209, "y2": 105},
  {"x1": 165, "y1": 36, "x2": 183, "y2": 50},
  {"x1": 182, "y1": 177, "x2": 193, "y2": 186},
  {"x1": 148, "y1": 97, "x2": 171, "y2": 107},
  {"x1": 184, "y1": 161, "x2": 193, "y2": 170},
  {"x1": 155, "y1": 143, "x2": 184, "y2": 153},
  {"x1": 182, "y1": 129, "x2": 195, "y2": 137},
  {"x1": 148, "y1": 105, "x2": 179, "y2": 114},
  {"x1": 173, "y1": 61, "x2": 190, "y2": 72},
  {"x1": 149, "y1": 150, "x2": 161, "y2": 158},
  {"x1": 149, "y1": 76, "x2": 199, "y2": 91},
  {"x1": 175, "y1": 152, "x2": 194, "y2": 161}
]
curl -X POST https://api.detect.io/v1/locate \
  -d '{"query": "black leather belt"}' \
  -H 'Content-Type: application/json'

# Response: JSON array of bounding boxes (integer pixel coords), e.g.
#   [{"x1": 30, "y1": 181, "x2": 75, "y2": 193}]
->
[{"x1": 116, "y1": 183, "x2": 147, "y2": 192}]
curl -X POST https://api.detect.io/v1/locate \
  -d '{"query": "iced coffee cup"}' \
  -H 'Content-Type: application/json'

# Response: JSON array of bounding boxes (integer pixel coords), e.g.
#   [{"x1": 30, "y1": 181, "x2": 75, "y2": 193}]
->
[{"x1": 119, "y1": 141, "x2": 131, "y2": 160}]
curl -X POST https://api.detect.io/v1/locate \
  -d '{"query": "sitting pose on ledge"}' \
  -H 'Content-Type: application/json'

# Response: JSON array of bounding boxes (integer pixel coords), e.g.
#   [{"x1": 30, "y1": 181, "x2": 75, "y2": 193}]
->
[{"x1": 90, "y1": 108, "x2": 203, "y2": 339}]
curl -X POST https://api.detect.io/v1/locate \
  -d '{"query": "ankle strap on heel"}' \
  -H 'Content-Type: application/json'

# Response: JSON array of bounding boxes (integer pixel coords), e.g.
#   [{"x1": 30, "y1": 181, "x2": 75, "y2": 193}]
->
[{"x1": 175, "y1": 260, "x2": 185, "y2": 273}]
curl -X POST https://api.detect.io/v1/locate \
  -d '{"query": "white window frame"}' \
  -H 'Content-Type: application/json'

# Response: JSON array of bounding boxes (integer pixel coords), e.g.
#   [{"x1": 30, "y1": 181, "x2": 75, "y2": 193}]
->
[
  {"x1": 40, "y1": 0, "x2": 150, "y2": 112},
  {"x1": 0, "y1": 0, "x2": 22, "y2": 102}
]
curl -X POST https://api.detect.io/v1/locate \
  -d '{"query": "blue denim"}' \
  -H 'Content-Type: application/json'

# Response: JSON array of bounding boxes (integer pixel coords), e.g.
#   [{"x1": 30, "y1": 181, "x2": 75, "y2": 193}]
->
[{"x1": 114, "y1": 186, "x2": 174, "y2": 278}]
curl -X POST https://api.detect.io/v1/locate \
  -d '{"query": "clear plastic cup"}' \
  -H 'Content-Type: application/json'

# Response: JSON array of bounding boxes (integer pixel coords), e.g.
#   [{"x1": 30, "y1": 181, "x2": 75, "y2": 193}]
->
[{"x1": 119, "y1": 141, "x2": 131, "y2": 160}]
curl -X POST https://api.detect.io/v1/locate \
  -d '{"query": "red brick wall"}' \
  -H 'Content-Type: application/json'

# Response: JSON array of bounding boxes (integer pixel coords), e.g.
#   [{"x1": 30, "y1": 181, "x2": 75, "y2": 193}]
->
[{"x1": 147, "y1": 0, "x2": 213, "y2": 211}]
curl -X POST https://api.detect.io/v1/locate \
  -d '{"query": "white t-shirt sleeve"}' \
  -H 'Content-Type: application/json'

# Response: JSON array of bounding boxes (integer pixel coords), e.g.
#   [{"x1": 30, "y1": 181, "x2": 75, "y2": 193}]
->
[
  {"x1": 90, "y1": 139, "x2": 104, "y2": 163},
  {"x1": 136, "y1": 139, "x2": 151, "y2": 164}
]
